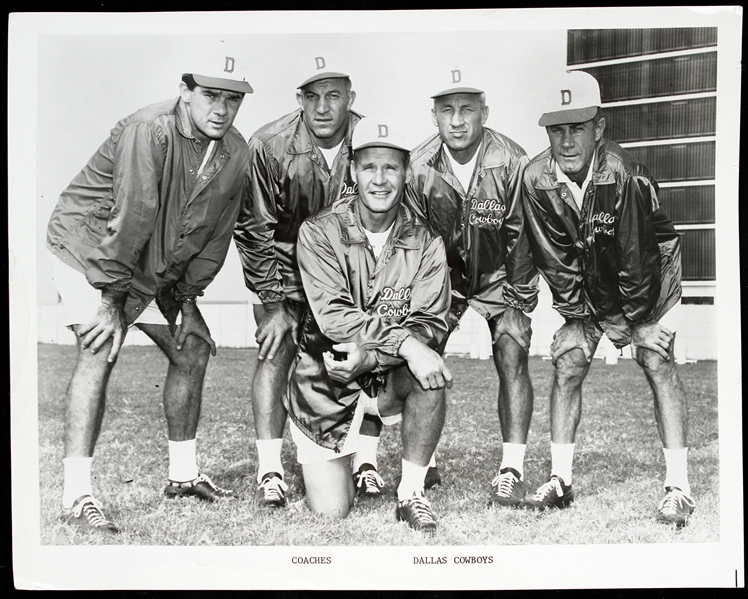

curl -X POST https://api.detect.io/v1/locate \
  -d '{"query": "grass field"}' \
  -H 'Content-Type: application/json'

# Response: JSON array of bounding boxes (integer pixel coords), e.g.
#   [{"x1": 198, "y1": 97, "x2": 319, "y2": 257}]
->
[{"x1": 37, "y1": 343, "x2": 719, "y2": 546}]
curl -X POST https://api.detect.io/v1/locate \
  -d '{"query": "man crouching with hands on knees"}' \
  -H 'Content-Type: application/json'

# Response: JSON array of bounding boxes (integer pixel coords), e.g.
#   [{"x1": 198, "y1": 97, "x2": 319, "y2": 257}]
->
[{"x1": 285, "y1": 118, "x2": 452, "y2": 534}]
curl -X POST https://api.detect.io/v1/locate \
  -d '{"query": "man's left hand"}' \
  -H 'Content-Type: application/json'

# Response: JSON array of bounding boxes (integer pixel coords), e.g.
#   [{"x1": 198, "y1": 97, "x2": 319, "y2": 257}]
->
[
  {"x1": 175, "y1": 301, "x2": 217, "y2": 356},
  {"x1": 493, "y1": 306, "x2": 532, "y2": 352},
  {"x1": 631, "y1": 321, "x2": 673, "y2": 361}
]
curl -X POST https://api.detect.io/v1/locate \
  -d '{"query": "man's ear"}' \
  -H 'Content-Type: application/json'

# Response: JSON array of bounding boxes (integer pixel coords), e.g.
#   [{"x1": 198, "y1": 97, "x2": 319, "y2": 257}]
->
[
  {"x1": 179, "y1": 81, "x2": 192, "y2": 104},
  {"x1": 347, "y1": 90, "x2": 357, "y2": 110},
  {"x1": 431, "y1": 108, "x2": 438, "y2": 128},
  {"x1": 595, "y1": 117, "x2": 606, "y2": 141},
  {"x1": 481, "y1": 104, "x2": 490, "y2": 125},
  {"x1": 296, "y1": 90, "x2": 304, "y2": 110}
]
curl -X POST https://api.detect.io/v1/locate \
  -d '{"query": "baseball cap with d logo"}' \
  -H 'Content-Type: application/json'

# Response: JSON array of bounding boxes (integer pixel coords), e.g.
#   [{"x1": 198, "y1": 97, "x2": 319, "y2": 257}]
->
[
  {"x1": 187, "y1": 39, "x2": 254, "y2": 94},
  {"x1": 352, "y1": 117, "x2": 410, "y2": 154},
  {"x1": 538, "y1": 70, "x2": 601, "y2": 127},
  {"x1": 299, "y1": 56, "x2": 350, "y2": 89},
  {"x1": 431, "y1": 66, "x2": 484, "y2": 99}
]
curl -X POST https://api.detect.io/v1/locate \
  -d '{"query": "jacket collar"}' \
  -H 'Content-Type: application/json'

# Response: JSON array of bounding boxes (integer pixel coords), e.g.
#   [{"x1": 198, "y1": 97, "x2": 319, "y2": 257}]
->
[
  {"x1": 288, "y1": 110, "x2": 362, "y2": 156},
  {"x1": 175, "y1": 98, "x2": 230, "y2": 157},
  {"x1": 535, "y1": 138, "x2": 615, "y2": 191},
  {"x1": 335, "y1": 195, "x2": 420, "y2": 250}
]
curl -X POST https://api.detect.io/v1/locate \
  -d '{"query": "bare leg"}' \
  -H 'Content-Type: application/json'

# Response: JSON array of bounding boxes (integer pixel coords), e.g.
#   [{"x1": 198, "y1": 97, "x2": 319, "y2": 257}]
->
[
  {"x1": 302, "y1": 456, "x2": 356, "y2": 518},
  {"x1": 65, "y1": 327, "x2": 117, "y2": 458},
  {"x1": 137, "y1": 324, "x2": 210, "y2": 441},
  {"x1": 550, "y1": 348, "x2": 595, "y2": 444},
  {"x1": 490, "y1": 330, "x2": 534, "y2": 444},
  {"x1": 635, "y1": 346, "x2": 688, "y2": 449}
]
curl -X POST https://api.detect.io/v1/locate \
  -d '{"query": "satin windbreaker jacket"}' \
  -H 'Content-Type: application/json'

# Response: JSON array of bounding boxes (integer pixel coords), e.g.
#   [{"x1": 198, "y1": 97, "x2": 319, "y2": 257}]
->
[
  {"x1": 46, "y1": 97, "x2": 248, "y2": 326},
  {"x1": 521, "y1": 138, "x2": 681, "y2": 325},
  {"x1": 286, "y1": 195, "x2": 450, "y2": 451},
  {"x1": 234, "y1": 109, "x2": 362, "y2": 305},
  {"x1": 405, "y1": 128, "x2": 539, "y2": 321}
]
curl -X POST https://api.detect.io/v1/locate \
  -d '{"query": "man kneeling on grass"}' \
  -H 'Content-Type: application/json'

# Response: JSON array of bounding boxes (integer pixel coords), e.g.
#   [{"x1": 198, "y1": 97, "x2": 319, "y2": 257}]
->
[{"x1": 285, "y1": 118, "x2": 453, "y2": 534}]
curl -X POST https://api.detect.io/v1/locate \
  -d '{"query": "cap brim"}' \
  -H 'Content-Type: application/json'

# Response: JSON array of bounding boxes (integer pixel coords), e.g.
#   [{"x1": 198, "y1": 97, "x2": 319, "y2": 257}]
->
[
  {"x1": 299, "y1": 72, "x2": 350, "y2": 89},
  {"x1": 353, "y1": 141, "x2": 410, "y2": 154},
  {"x1": 192, "y1": 74, "x2": 253, "y2": 94},
  {"x1": 431, "y1": 86, "x2": 484, "y2": 99},
  {"x1": 538, "y1": 106, "x2": 598, "y2": 127}
]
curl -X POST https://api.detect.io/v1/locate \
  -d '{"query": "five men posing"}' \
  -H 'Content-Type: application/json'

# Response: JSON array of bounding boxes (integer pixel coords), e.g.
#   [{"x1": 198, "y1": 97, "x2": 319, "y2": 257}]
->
[{"x1": 48, "y1": 52, "x2": 696, "y2": 535}]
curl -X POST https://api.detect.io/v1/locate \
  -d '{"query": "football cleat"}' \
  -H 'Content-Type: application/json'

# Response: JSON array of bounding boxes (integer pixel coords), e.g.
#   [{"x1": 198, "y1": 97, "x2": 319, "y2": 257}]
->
[
  {"x1": 396, "y1": 493, "x2": 437, "y2": 534},
  {"x1": 63, "y1": 495, "x2": 120, "y2": 534},
  {"x1": 254, "y1": 472, "x2": 289, "y2": 508},
  {"x1": 520, "y1": 475, "x2": 575, "y2": 511},
  {"x1": 424, "y1": 466, "x2": 442, "y2": 490},
  {"x1": 353, "y1": 463, "x2": 385, "y2": 497},
  {"x1": 164, "y1": 473, "x2": 236, "y2": 502},
  {"x1": 489, "y1": 467, "x2": 528, "y2": 507},
  {"x1": 656, "y1": 486, "x2": 695, "y2": 527}
]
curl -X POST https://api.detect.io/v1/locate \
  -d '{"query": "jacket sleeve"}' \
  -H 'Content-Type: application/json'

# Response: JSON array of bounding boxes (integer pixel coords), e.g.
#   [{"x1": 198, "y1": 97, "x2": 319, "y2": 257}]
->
[
  {"x1": 85, "y1": 121, "x2": 165, "y2": 292},
  {"x1": 174, "y1": 185, "x2": 244, "y2": 301},
  {"x1": 297, "y1": 221, "x2": 449, "y2": 371},
  {"x1": 233, "y1": 136, "x2": 285, "y2": 303},
  {"x1": 403, "y1": 168, "x2": 429, "y2": 222},
  {"x1": 520, "y1": 169, "x2": 589, "y2": 320},
  {"x1": 501, "y1": 154, "x2": 539, "y2": 313},
  {"x1": 615, "y1": 174, "x2": 662, "y2": 324}
]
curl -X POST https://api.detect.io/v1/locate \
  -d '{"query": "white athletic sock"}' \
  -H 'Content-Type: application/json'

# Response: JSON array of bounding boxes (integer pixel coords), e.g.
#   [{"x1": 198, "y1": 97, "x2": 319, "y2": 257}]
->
[
  {"x1": 168, "y1": 439, "x2": 199, "y2": 482},
  {"x1": 499, "y1": 443, "x2": 527, "y2": 478},
  {"x1": 663, "y1": 447, "x2": 691, "y2": 496},
  {"x1": 397, "y1": 459, "x2": 429, "y2": 501},
  {"x1": 256, "y1": 438, "x2": 284, "y2": 484},
  {"x1": 352, "y1": 434, "x2": 380, "y2": 472},
  {"x1": 550, "y1": 442, "x2": 575, "y2": 485},
  {"x1": 429, "y1": 450, "x2": 437, "y2": 469},
  {"x1": 62, "y1": 456, "x2": 94, "y2": 509}
]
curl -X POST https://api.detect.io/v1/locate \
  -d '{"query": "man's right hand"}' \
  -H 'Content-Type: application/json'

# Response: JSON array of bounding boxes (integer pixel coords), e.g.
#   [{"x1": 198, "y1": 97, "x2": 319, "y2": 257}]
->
[
  {"x1": 255, "y1": 302, "x2": 299, "y2": 361},
  {"x1": 398, "y1": 336, "x2": 454, "y2": 391},
  {"x1": 550, "y1": 318, "x2": 593, "y2": 365},
  {"x1": 78, "y1": 290, "x2": 129, "y2": 363}
]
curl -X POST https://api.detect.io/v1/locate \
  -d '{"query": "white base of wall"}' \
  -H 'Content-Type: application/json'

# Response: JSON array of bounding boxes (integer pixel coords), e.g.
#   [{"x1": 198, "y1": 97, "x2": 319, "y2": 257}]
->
[{"x1": 37, "y1": 280, "x2": 717, "y2": 361}]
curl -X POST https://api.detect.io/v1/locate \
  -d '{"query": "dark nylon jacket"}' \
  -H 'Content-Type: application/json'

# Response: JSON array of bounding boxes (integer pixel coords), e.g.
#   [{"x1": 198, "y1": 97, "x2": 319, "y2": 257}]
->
[
  {"x1": 405, "y1": 128, "x2": 539, "y2": 321},
  {"x1": 286, "y1": 195, "x2": 450, "y2": 451},
  {"x1": 234, "y1": 109, "x2": 362, "y2": 304},
  {"x1": 46, "y1": 97, "x2": 248, "y2": 326},
  {"x1": 521, "y1": 138, "x2": 681, "y2": 325}
]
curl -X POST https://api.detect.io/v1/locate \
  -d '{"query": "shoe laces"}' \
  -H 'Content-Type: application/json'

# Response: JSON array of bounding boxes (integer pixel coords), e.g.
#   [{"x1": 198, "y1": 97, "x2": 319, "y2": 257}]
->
[
  {"x1": 491, "y1": 471, "x2": 519, "y2": 496},
  {"x1": 259, "y1": 476, "x2": 288, "y2": 502},
  {"x1": 72, "y1": 496, "x2": 112, "y2": 527},
  {"x1": 195, "y1": 473, "x2": 231, "y2": 494},
  {"x1": 356, "y1": 469, "x2": 384, "y2": 491},
  {"x1": 402, "y1": 494, "x2": 436, "y2": 525},
  {"x1": 658, "y1": 488, "x2": 691, "y2": 514},
  {"x1": 531, "y1": 477, "x2": 564, "y2": 501}
]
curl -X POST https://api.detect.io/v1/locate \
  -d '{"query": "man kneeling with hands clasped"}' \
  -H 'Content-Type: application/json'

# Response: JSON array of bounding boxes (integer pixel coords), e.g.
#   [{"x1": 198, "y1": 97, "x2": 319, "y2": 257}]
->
[{"x1": 285, "y1": 118, "x2": 452, "y2": 534}]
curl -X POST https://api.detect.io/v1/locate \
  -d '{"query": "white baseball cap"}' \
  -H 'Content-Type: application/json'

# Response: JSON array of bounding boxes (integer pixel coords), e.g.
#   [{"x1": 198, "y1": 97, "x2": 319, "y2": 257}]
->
[
  {"x1": 187, "y1": 39, "x2": 253, "y2": 94},
  {"x1": 352, "y1": 117, "x2": 410, "y2": 154},
  {"x1": 431, "y1": 66, "x2": 484, "y2": 99},
  {"x1": 299, "y1": 55, "x2": 350, "y2": 89},
  {"x1": 538, "y1": 70, "x2": 601, "y2": 127}
]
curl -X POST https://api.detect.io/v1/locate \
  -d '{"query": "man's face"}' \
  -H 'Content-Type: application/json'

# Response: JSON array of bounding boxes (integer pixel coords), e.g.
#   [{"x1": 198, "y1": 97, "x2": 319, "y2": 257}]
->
[
  {"x1": 353, "y1": 147, "x2": 408, "y2": 219},
  {"x1": 431, "y1": 93, "x2": 488, "y2": 156},
  {"x1": 179, "y1": 83, "x2": 244, "y2": 142},
  {"x1": 297, "y1": 78, "x2": 356, "y2": 148},
  {"x1": 546, "y1": 118, "x2": 606, "y2": 181}
]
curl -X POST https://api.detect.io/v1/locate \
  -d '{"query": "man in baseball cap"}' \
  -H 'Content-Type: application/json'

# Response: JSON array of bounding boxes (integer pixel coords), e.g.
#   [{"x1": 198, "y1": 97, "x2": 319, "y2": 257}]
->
[
  {"x1": 234, "y1": 56, "x2": 362, "y2": 510},
  {"x1": 520, "y1": 71, "x2": 695, "y2": 526},
  {"x1": 46, "y1": 42, "x2": 253, "y2": 532},
  {"x1": 285, "y1": 117, "x2": 452, "y2": 533},
  {"x1": 405, "y1": 67, "x2": 540, "y2": 508}
]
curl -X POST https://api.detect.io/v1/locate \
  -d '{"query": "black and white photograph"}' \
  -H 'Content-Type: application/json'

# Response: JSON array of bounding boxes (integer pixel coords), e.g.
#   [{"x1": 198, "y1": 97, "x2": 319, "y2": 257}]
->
[{"x1": 8, "y1": 7, "x2": 744, "y2": 590}]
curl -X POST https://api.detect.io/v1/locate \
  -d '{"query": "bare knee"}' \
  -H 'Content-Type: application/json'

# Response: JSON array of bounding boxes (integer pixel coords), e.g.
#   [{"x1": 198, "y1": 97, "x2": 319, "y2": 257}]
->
[
  {"x1": 635, "y1": 346, "x2": 676, "y2": 379},
  {"x1": 494, "y1": 335, "x2": 529, "y2": 379},
  {"x1": 554, "y1": 349, "x2": 589, "y2": 388},
  {"x1": 170, "y1": 335, "x2": 211, "y2": 373}
]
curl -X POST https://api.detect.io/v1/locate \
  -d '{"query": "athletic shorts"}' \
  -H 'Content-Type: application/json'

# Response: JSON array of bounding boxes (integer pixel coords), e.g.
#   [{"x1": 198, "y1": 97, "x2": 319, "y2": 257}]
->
[
  {"x1": 290, "y1": 390, "x2": 402, "y2": 465},
  {"x1": 49, "y1": 253, "x2": 172, "y2": 327},
  {"x1": 585, "y1": 239, "x2": 682, "y2": 349}
]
